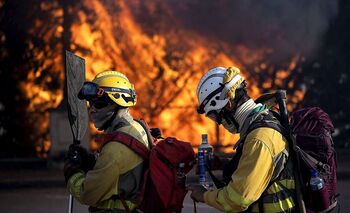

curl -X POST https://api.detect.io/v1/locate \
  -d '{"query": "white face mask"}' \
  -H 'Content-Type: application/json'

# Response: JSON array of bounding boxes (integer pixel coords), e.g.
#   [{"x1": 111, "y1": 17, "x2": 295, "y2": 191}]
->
[
  {"x1": 89, "y1": 104, "x2": 116, "y2": 130},
  {"x1": 221, "y1": 117, "x2": 238, "y2": 134}
]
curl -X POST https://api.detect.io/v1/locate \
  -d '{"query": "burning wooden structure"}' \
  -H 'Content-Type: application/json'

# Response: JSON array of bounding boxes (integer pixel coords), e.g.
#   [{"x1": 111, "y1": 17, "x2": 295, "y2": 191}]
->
[{"x1": 0, "y1": 0, "x2": 339, "y2": 157}]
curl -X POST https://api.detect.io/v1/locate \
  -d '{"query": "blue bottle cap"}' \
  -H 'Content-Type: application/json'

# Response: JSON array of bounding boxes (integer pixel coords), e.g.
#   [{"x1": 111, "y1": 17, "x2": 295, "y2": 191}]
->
[{"x1": 311, "y1": 170, "x2": 319, "y2": 177}]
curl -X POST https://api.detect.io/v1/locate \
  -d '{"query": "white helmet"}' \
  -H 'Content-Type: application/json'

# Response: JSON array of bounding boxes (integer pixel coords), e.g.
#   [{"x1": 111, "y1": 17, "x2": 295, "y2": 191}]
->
[{"x1": 196, "y1": 66, "x2": 244, "y2": 115}]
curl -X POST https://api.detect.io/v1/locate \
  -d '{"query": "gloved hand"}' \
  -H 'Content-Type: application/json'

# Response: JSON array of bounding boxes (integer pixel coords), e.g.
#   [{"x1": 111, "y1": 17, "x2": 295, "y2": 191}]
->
[
  {"x1": 63, "y1": 144, "x2": 96, "y2": 183},
  {"x1": 150, "y1": 128, "x2": 163, "y2": 139},
  {"x1": 187, "y1": 184, "x2": 207, "y2": 203},
  {"x1": 69, "y1": 144, "x2": 96, "y2": 172}
]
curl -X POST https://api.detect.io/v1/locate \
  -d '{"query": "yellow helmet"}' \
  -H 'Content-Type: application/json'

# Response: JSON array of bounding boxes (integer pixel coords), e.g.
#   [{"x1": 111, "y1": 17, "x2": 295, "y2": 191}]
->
[{"x1": 92, "y1": 70, "x2": 137, "y2": 107}]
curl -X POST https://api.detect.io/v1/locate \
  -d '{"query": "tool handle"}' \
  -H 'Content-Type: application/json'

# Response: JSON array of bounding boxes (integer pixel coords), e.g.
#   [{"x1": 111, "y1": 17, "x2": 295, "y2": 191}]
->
[
  {"x1": 73, "y1": 139, "x2": 81, "y2": 145},
  {"x1": 68, "y1": 195, "x2": 74, "y2": 213},
  {"x1": 275, "y1": 90, "x2": 289, "y2": 130},
  {"x1": 68, "y1": 143, "x2": 79, "y2": 213}
]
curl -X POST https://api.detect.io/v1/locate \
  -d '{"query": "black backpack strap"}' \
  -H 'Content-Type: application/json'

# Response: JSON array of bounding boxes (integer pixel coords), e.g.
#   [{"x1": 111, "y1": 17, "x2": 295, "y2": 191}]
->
[
  {"x1": 248, "y1": 111, "x2": 287, "y2": 137},
  {"x1": 222, "y1": 111, "x2": 286, "y2": 184}
]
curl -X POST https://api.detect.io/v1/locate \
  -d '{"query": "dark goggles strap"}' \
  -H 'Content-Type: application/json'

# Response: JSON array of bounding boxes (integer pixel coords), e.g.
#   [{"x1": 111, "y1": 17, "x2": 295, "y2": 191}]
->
[{"x1": 197, "y1": 84, "x2": 224, "y2": 114}]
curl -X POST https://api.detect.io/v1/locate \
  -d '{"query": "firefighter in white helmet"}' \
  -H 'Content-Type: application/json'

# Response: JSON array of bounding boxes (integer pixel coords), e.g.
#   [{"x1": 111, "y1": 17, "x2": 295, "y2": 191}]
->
[
  {"x1": 63, "y1": 71, "x2": 156, "y2": 212},
  {"x1": 189, "y1": 66, "x2": 296, "y2": 212}
]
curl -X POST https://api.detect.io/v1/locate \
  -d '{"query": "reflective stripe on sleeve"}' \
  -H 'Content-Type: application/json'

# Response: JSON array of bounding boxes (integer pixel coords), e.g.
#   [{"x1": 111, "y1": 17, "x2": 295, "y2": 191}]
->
[
  {"x1": 219, "y1": 184, "x2": 255, "y2": 211},
  {"x1": 67, "y1": 172, "x2": 85, "y2": 202},
  {"x1": 251, "y1": 197, "x2": 295, "y2": 213},
  {"x1": 67, "y1": 172, "x2": 137, "y2": 211},
  {"x1": 250, "y1": 179, "x2": 295, "y2": 213},
  {"x1": 266, "y1": 179, "x2": 295, "y2": 194},
  {"x1": 95, "y1": 199, "x2": 136, "y2": 210}
]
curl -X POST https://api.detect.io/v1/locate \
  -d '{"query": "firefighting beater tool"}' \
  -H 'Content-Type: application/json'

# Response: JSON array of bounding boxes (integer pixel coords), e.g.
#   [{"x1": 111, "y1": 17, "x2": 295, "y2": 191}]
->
[
  {"x1": 275, "y1": 90, "x2": 306, "y2": 213},
  {"x1": 65, "y1": 51, "x2": 88, "y2": 213}
]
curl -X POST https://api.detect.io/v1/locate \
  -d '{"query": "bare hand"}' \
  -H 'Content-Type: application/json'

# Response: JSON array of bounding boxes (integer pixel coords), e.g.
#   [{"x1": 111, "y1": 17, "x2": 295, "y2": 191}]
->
[{"x1": 187, "y1": 184, "x2": 207, "y2": 203}]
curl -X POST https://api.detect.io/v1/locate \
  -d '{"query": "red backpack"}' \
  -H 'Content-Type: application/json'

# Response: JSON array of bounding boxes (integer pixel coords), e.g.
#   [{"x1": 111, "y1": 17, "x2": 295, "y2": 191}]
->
[{"x1": 98, "y1": 121, "x2": 195, "y2": 213}]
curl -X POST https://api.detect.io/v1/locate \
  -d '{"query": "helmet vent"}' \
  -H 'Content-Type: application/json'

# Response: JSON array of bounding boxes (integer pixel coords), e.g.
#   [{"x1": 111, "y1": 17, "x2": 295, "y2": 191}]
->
[{"x1": 215, "y1": 96, "x2": 220, "y2": 100}]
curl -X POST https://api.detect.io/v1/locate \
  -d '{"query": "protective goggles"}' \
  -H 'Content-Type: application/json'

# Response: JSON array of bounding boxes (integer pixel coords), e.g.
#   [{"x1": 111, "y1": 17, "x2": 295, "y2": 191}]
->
[
  {"x1": 207, "y1": 108, "x2": 238, "y2": 129},
  {"x1": 78, "y1": 82, "x2": 105, "y2": 101},
  {"x1": 88, "y1": 98, "x2": 113, "y2": 109},
  {"x1": 206, "y1": 110, "x2": 224, "y2": 125},
  {"x1": 78, "y1": 82, "x2": 136, "y2": 102}
]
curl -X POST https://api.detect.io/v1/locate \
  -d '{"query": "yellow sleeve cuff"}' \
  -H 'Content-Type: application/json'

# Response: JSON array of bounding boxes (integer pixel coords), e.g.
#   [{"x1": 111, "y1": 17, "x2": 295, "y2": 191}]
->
[
  {"x1": 204, "y1": 189, "x2": 225, "y2": 211},
  {"x1": 67, "y1": 172, "x2": 85, "y2": 202}
]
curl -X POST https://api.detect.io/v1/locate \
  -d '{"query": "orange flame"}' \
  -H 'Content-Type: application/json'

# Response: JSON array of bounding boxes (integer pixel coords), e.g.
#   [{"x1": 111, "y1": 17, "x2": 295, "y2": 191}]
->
[{"x1": 19, "y1": 0, "x2": 306, "y2": 155}]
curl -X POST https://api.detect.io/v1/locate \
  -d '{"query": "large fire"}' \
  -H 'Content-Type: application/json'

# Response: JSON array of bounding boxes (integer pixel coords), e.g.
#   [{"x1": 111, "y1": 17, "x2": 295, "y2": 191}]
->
[{"x1": 18, "y1": 0, "x2": 306, "y2": 155}]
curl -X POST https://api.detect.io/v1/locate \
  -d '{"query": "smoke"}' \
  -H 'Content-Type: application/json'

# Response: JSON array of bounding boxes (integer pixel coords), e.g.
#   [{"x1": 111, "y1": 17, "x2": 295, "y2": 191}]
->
[{"x1": 166, "y1": 0, "x2": 338, "y2": 62}]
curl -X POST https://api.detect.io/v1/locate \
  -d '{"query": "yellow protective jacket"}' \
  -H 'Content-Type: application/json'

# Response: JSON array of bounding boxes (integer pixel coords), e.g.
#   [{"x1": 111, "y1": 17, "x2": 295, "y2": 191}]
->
[
  {"x1": 67, "y1": 120, "x2": 150, "y2": 212},
  {"x1": 204, "y1": 127, "x2": 295, "y2": 212}
]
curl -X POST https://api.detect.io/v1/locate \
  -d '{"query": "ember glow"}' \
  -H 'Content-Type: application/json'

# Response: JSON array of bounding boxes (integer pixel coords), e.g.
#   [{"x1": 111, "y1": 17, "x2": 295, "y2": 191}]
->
[{"x1": 18, "y1": 0, "x2": 315, "y2": 155}]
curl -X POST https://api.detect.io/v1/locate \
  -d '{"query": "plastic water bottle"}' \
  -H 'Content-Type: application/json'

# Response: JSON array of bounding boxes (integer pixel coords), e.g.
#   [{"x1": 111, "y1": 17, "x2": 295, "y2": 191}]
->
[
  {"x1": 177, "y1": 162, "x2": 186, "y2": 187},
  {"x1": 198, "y1": 149, "x2": 206, "y2": 185},
  {"x1": 310, "y1": 170, "x2": 324, "y2": 191},
  {"x1": 198, "y1": 134, "x2": 214, "y2": 190}
]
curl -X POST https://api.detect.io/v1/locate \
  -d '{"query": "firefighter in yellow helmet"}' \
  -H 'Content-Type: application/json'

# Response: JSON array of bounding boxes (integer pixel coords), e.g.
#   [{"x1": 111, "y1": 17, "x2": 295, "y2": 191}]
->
[
  {"x1": 188, "y1": 66, "x2": 296, "y2": 212},
  {"x1": 63, "y1": 71, "x2": 153, "y2": 212}
]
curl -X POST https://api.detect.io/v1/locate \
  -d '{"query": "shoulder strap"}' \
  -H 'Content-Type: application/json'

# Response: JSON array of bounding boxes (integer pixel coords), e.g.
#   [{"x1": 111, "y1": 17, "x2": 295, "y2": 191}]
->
[
  {"x1": 250, "y1": 111, "x2": 287, "y2": 136},
  {"x1": 237, "y1": 111, "x2": 287, "y2": 148},
  {"x1": 134, "y1": 119, "x2": 154, "y2": 148},
  {"x1": 100, "y1": 132, "x2": 150, "y2": 159}
]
